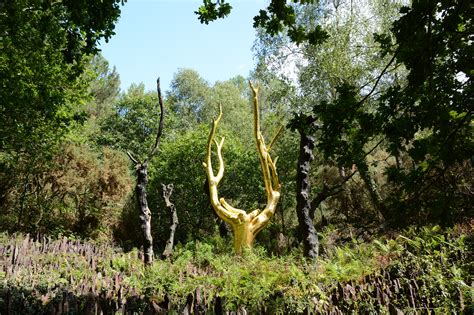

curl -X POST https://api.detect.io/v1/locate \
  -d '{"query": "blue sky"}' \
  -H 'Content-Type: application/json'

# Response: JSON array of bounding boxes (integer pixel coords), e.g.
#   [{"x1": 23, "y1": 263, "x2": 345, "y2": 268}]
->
[{"x1": 99, "y1": 0, "x2": 265, "y2": 93}]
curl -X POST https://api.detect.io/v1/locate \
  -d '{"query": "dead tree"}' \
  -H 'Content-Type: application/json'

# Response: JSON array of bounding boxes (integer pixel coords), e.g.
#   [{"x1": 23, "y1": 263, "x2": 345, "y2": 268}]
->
[
  {"x1": 127, "y1": 78, "x2": 165, "y2": 265},
  {"x1": 161, "y1": 183, "x2": 178, "y2": 259},
  {"x1": 295, "y1": 123, "x2": 319, "y2": 259},
  {"x1": 292, "y1": 115, "x2": 358, "y2": 260},
  {"x1": 203, "y1": 81, "x2": 281, "y2": 253}
]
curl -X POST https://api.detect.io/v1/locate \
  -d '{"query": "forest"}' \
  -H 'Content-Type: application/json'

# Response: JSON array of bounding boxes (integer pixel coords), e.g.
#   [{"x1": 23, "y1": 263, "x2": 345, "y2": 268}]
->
[{"x1": 0, "y1": 0, "x2": 472, "y2": 313}]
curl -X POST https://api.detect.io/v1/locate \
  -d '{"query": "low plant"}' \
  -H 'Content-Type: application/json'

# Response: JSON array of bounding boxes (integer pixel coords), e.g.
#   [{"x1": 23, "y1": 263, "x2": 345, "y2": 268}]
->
[{"x1": 0, "y1": 223, "x2": 471, "y2": 313}]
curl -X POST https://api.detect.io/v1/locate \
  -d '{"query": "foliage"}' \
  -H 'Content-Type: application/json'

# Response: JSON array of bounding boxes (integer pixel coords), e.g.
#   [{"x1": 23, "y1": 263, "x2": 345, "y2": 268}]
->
[
  {"x1": 0, "y1": 143, "x2": 133, "y2": 240},
  {"x1": 148, "y1": 125, "x2": 264, "y2": 247},
  {"x1": 195, "y1": 0, "x2": 232, "y2": 25},
  {"x1": 0, "y1": 0, "x2": 125, "y2": 155},
  {"x1": 0, "y1": 1, "x2": 127, "y2": 242},
  {"x1": 1, "y1": 224, "x2": 471, "y2": 313},
  {"x1": 196, "y1": 0, "x2": 328, "y2": 45},
  {"x1": 83, "y1": 54, "x2": 121, "y2": 120},
  {"x1": 373, "y1": 0, "x2": 473, "y2": 221},
  {"x1": 98, "y1": 84, "x2": 162, "y2": 161},
  {"x1": 166, "y1": 69, "x2": 253, "y2": 142},
  {"x1": 166, "y1": 69, "x2": 211, "y2": 130},
  {"x1": 255, "y1": 0, "x2": 472, "y2": 226},
  {"x1": 309, "y1": 0, "x2": 473, "y2": 223}
]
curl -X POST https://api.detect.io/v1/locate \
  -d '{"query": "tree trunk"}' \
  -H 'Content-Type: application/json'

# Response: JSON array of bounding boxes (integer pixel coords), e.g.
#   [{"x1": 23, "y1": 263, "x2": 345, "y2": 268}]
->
[
  {"x1": 162, "y1": 183, "x2": 178, "y2": 259},
  {"x1": 296, "y1": 131, "x2": 319, "y2": 260},
  {"x1": 232, "y1": 221, "x2": 255, "y2": 253},
  {"x1": 135, "y1": 163, "x2": 153, "y2": 265},
  {"x1": 357, "y1": 161, "x2": 386, "y2": 220},
  {"x1": 126, "y1": 78, "x2": 165, "y2": 266}
]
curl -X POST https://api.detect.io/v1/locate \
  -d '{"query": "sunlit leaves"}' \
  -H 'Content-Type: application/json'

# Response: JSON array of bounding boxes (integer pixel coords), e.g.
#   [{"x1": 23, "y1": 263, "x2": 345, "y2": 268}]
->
[
  {"x1": 196, "y1": 0, "x2": 327, "y2": 45},
  {"x1": 195, "y1": 0, "x2": 232, "y2": 25}
]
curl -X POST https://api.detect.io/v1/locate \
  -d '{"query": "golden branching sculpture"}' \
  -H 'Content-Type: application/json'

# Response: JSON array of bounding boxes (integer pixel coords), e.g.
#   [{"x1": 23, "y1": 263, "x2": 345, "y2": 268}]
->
[{"x1": 203, "y1": 81, "x2": 281, "y2": 253}]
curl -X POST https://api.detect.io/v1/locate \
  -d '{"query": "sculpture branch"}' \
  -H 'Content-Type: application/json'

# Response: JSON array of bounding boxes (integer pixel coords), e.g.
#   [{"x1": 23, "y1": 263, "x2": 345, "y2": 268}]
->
[
  {"x1": 204, "y1": 105, "x2": 246, "y2": 227},
  {"x1": 268, "y1": 125, "x2": 284, "y2": 151},
  {"x1": 204, "y1": 82, "x2": 281, "y2": 253},
  {"x1": 248, "y1": 81, "x2": 281, "y2": 235}
]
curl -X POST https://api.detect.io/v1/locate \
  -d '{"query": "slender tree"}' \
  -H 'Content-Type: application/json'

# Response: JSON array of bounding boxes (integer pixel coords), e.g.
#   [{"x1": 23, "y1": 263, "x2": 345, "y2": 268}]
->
[
  {"x1": 127, "y1": 78, "x2": 165, "y2": 265},
  {"x1": 161, "y1": 184, "x2": 178, "y2": 259}
]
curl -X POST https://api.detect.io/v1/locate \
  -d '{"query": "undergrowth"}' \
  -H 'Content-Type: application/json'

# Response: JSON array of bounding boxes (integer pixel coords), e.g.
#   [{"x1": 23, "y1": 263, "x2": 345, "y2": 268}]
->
[{"x1": 0, "y1": 224, "x2": 472, "y2": 313}]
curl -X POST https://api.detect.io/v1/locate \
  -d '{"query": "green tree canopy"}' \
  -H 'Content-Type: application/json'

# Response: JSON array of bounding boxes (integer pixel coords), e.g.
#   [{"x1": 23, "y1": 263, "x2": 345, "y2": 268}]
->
[{"x1": 0, "y1": 0, "x2": 125, "y2": 155}]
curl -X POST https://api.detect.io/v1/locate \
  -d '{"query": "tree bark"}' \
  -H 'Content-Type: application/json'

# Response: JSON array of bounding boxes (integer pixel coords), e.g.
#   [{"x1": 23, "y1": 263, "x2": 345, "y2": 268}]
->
[
  {"x1": 357, "y1": 160, "x2": 386, "y2": 220},
  {"x1": 162, "y1": 183, "x2": 178, "y2": 259},
  {"x1": 295, "y1": 130, "x2": 319, "y2": 260},
  {"x1": 135, "y1": 163, "x2": 153, "y2": 265},
  {"x1": 127, "y1": 78, "x2": 165, "y2": 265}
]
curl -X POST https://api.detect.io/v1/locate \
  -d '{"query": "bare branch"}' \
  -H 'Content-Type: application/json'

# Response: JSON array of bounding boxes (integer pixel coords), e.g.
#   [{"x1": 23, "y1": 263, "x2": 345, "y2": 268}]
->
[
  {"x1": 147, "y1": 77, "x2": 166, "y2": 160},
  {"x1": 127, "y1": 151, "x2": 139, "y2": 165},
  {"x1": 309, "y1": 169, "x2": 359, "y2": 219},
  {"x1": 357, "y1": 50, "x2": 399, "y2": 107}
]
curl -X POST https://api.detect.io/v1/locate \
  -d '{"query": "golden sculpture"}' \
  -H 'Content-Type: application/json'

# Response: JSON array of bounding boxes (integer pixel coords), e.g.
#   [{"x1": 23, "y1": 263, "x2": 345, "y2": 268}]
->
[{"x1": 203, "y1": 81, "x2": 281, "y2": 253}]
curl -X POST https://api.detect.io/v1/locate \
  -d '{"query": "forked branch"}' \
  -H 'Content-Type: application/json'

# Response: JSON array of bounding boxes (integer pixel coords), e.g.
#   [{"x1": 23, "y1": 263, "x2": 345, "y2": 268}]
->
[
  {"x1": 248, "y1": 81, "x2": 281, "y2": 235},
  {"x1": 203, "y1": 82, "x2": 281, "y2": 252}
]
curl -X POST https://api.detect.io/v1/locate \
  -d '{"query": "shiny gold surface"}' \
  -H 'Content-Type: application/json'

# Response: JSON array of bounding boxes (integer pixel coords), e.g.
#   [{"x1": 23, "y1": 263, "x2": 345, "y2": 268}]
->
[{"x1": 203, "y1": 82, "x2": 281, "y2": 253}]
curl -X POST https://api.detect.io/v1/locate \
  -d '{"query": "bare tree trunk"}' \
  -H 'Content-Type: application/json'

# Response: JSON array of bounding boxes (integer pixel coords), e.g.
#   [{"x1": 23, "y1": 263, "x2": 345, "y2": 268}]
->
[
  {"x1": 127, "y1": 78, "x2": 166, "y2": 266},
  {"x1": 162, "y1": 183, "x2": 178, "y2": 259},
  {"x1": 295, "y1": 130, "x2": 319, "y2": 260},
  {"x1": 135, "y1": 163, "x2": 153, "y2": 265}
]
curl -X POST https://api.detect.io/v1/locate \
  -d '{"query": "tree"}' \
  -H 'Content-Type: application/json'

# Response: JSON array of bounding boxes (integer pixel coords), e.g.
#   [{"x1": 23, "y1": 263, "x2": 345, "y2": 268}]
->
[
  {"x1": 0, "y1": 0, "x2": 125, "y2": 155},
  {"x1": 204, "y1": 82, "x2": 281, "y2": 252},
  {"x1": 0, "y1": 1, "x2": 126, "y2": 238},
  {"x1": 126, "y1": 79, "x2": 165, "y2": 265},
  {"x1": 373, "y1": 0, "x2": 472, "y2": 222},
  {"x1": 84, "y1": 54, "x2": 121, "y2": 119},
  {"x1": 292, "y1": 0, "x2": 472, "y2": 224},
  {"x1": 0, "y1": 142, "x2": 132, "y2": 239},
  {"x1": 251, "y1": 0, "x2": 403, "y2": 257},
  {"x1": 151, "y1": 123, "x2": 263, "y2": 246},
  {"x1": 98, "y1": 83, "x2": 162, "y2": 159},
  {"x1": 167, "y1": 69, "x2": 211, "y2": 131}
]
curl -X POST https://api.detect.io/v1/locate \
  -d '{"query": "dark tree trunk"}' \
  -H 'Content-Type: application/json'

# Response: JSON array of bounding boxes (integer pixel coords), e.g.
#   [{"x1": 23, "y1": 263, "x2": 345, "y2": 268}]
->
[
  {"x1": 127, "y1": 78, "x2": 165, "y2": 266},
  {"x1": 296, "y1": 130, "x2": 319, "y2": 260},
  {"x1": 309, "y1": 184, "x2": 331, "y2": 220},
  {"x1": 135, "y1": 163, "x2": 153, "y2": 265},
  {"x1": 162, "y1": 184, "x2": 178, "y2": 259}
]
